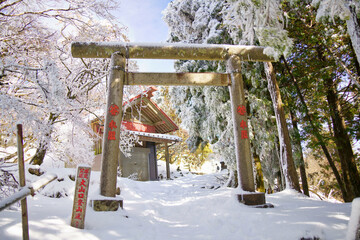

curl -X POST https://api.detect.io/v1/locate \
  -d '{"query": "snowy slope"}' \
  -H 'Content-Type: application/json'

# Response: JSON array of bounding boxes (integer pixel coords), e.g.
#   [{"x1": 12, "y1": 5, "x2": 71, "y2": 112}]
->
[{"x1": 0, "y1": 164, "x2": 351, "y2": 240}]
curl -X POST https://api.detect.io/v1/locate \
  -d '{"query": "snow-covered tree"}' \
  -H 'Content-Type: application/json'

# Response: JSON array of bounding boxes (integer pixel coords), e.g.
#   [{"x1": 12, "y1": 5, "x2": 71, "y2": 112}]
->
[
  {"x1": 163, "y1": 0, "x2": 290, "y2": 190},
  {"x1": 0, "y1": 0, "x2": 138, "y2": 165},
  {"x1": 223, "y1": 0, "x2": 293, "y2": 60},
  {"x1": 222, "y1": 0, "x2": 300, "y2": 191},
  {"x1": 312, "y1": 0, "x2": 360, "y2": 82}
]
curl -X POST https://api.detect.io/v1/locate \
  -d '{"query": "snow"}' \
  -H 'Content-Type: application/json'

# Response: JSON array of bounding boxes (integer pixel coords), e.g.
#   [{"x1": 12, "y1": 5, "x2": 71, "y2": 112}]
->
[
  {"x1": 346, "y1": 198, "x2": 360, "y2": 240},
  {"x1": 0, "y1": 187, "x2": 31, "y2": 212},
  {"x1": 0, "y1": 173, "x2": 57, "y2": 211},
  {"x1": 0, "y1": 162, "x2": 352, "y2": 240},
  {"x1": 128, "y1": 130, "x2": 182, "y2": 142},
  {"x1": 29, "y1": 173, "x2": 58, "y2": 191}
]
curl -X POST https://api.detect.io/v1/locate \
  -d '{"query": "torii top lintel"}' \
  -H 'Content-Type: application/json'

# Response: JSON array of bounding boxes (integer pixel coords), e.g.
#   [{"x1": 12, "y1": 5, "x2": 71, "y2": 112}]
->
[{"x1": 71, "y1": 42, "x2": 275, "y2": 62}]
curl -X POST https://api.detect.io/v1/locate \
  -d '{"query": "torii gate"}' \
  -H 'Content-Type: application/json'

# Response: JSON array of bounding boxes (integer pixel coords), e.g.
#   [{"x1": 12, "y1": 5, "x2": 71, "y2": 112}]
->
[{"x1": 71, "y1": 42, "x2": 274, "y2": 210}]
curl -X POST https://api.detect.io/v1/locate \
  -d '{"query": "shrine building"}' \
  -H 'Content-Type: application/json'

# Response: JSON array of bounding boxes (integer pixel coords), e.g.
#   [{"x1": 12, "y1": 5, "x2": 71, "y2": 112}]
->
[{"x1": 90, "y1": 87, "x2": 181, "y2": 181}]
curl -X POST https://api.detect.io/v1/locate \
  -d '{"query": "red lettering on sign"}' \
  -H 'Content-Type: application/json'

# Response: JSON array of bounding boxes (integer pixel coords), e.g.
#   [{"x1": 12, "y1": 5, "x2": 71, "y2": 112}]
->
[
  {"x1": 78, "y1": 186, "x2": 85, "y2": 193},
  {"x1": 109, "y1": 120, "x2": 117, "y2": 130},
  {"x1": 109, "y1": 104, "x2": 120, "y2": 116},
  {"x1": 71, "y1": 166, "x2": 91, "y2": 229},
  {"x1": 237, "y1": 105, "x2": 246, "y2": 116},
  {"x1": 78, "y1": 199, "x2": 84, "y2": 206},
  {"x1": 79, "y1": 179, "x2": 86, "y2": 187},
  {"x1": 108, "y1": 131, "x2": 116, "y2": 140},
  {"x1": 76, "y1": 206, "x2": 83, "y2": 212},
  {"x1": 79, "y1": 168, "x2": 89, "y2": 179},
  {"x1": 241, "y1": 130, "x2": 248, "y2": 139},
  {"x1": 240, "y1": 120, "x2": 247, "y2": 129}
]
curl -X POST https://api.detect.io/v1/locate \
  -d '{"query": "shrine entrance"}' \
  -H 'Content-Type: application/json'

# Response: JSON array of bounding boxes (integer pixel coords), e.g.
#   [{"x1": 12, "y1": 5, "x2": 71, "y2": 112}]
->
[{"x1": 71, "y1": 42, "x2": 274, "y2": 210}]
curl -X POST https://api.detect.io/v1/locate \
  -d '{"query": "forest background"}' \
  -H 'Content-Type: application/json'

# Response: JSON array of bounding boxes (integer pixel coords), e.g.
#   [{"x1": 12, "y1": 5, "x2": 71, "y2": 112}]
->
[{"x1": 0, "y1": 0, "x2": 360, "y2": 203}]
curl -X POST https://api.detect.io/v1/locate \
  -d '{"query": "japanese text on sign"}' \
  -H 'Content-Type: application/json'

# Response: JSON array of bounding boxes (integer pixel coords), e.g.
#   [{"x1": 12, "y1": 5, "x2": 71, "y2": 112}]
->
[
  {"x1": 109, "y1": 104, "x2": 120, "y2": 116},
  {"x1": 107, "y1": 106, "x2": 119, "y2": 141},
  {"x1": 108, "y1": 131, "x2": 116, "y2": 140},
  {"x1": 109, "y1": 120, "x2": 117, "y2": 130},
  {"x1": 241, "y1": 130, "x2": 248, "y2": 139},
  {"x1": 237, "y1": 105, "x2": 246, "y2": 116},
  {"x1": 240, "y1": 120, "x2": 247, "y2": 129},
  {"x1": 70, "y1": 166, "x2": 91, "y2": 229}
]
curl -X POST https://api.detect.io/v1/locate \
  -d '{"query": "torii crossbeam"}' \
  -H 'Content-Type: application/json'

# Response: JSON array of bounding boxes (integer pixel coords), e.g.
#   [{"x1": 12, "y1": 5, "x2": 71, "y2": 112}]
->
[{"x1": 71, "y1": 42, "x2": 275, "y2": 210}]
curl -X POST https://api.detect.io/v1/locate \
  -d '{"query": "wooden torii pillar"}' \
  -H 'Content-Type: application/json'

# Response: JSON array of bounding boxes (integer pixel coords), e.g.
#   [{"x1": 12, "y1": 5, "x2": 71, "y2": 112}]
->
[{"x1": 71, "y1": 42, "x2": 274, "y2": 209}]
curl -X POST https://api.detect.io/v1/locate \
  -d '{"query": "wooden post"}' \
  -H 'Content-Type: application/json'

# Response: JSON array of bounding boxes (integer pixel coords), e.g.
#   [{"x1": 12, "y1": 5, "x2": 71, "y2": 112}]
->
[
  {"x1": 227, "y1": 56, "x2": 255, "y2": 192},
  {"x1": 100, "y1": 52, "x2": 125, "y2": 197},
  {"x1": 165, "y1": 143, "x2": 170, "y2": 180},
  {"x1": 70, "y1": 165, "x2": 91, "y2": 229},
  {"x1": 227, "y1": 56, "x2": 266, "y2": 206},
  {"x1": 16, "y1": 124, "x2": 29, "y2": 240}
]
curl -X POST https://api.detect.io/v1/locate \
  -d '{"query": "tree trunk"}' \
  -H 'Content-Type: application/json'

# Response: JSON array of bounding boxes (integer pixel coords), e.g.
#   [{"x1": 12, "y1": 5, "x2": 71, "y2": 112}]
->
[
  {"x1": 253, "y1": 154, "x2": 265, "y2": 192},
  {"x1": 30, "y1": 142, "x2": 47, "y2": 165},
  {"x1": 30, "y1": 113, "x2": 58, "y2": 165},
  {"x1": 281, "y1": 56, "x2": 349, "y2": 202},
  {"x1": 325, "y1": 77, "x2": 360, "y2": 200},
  {"x1": 349, "y1": 41, "x2": 360, "y2": 87},
  {"x1": 264, "y1": 62, "x2": 301, "y2": 192},
  {"x1": 225, "y1": 169, "x2": 238, "y2": 188},
  {"x1": 290, "y1": 110, "x2": 310, "y2": 197},
  {"x1": 346, "y1": 1, "x2": 360, "y2": 68}
]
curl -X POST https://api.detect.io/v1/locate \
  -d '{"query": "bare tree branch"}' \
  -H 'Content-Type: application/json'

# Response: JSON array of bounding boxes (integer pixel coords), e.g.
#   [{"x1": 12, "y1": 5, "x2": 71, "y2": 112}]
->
[{"x1": 0, "y1": 0, "x2": 23, "y2": 12}]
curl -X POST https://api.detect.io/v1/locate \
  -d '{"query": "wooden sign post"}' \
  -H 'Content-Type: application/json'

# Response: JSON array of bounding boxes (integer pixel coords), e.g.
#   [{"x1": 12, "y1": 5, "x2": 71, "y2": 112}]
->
[
  {"x1": 16, "y1": 124, "x2": 29, "y2": 240},
  {"x1": 71, "y1": 165, "x2": 91, "y2": 229}
]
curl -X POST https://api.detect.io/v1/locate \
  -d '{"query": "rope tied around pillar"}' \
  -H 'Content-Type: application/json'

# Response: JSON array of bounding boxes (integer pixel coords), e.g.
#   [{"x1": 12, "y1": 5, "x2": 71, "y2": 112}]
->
[
  {"x1": 125, "y1": 45, "x2": 129, "y2": 86},
  {"x1": 111, "y1": 66, "x2": 126, "y2": 71}
]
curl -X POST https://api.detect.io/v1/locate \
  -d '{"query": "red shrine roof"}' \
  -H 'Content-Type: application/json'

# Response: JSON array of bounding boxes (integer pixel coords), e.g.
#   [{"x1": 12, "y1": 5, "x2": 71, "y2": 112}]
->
[
  {"x1": 91, "y1": 87, "x2": 178, "y2": 136},
  {"x1": 122, "y1": 87, "x2": 178, "y2": 134}
]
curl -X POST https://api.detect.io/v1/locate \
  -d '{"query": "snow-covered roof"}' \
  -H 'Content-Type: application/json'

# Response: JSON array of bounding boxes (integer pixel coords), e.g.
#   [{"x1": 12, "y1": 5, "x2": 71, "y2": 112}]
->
[{"x1": 128, "y1": 130, "x2": 182, "y2": 143}]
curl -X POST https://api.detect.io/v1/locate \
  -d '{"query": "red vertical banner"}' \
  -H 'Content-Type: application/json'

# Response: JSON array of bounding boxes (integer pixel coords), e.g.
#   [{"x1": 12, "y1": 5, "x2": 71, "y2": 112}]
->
[
  {"x1": 107, "y1": 104, "x2": 119, "y2": 141},
  {"x1": 237, "y1": 106, "x2": 249, "y2": 140},
  {"x1": 70, "y1": 165, "x2": 91, "y2": 229}
]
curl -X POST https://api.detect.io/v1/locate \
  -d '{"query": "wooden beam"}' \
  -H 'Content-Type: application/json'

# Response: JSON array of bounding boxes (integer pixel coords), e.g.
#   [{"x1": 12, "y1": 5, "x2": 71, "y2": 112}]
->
[
  {"x1": 126, "y1": 72, "x2": 230, "y2": 86},
  {"x1": 71, "y1": 42, "x2": 275, "y2": 62},
  {"x1": 138, "y1": 135, "x2": 178, "y2": 144},
  {"x1": 154, "y1": 120, "x2": 165, "y2": 126}
]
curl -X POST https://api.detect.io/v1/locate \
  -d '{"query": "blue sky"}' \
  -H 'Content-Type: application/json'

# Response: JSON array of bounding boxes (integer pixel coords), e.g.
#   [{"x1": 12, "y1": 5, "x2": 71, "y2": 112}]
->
[{"x1": 115, "y1": 0, "x2": 175, "y2": 72}]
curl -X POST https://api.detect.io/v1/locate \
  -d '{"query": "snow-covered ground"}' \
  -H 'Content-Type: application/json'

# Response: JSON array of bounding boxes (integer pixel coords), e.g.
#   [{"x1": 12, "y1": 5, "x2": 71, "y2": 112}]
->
[{"x1": 0, "y1": 161, "x2": 352, "y2": 240}]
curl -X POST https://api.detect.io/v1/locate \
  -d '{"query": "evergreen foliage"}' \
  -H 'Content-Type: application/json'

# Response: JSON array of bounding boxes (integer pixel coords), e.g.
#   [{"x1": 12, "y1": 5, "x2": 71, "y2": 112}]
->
[
  {"x1": 163, "y1": 0, "x2": 284, "y2": 190},
  {"x1": 163, "y1": 0, "x2": 360, "y2": 200}
]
